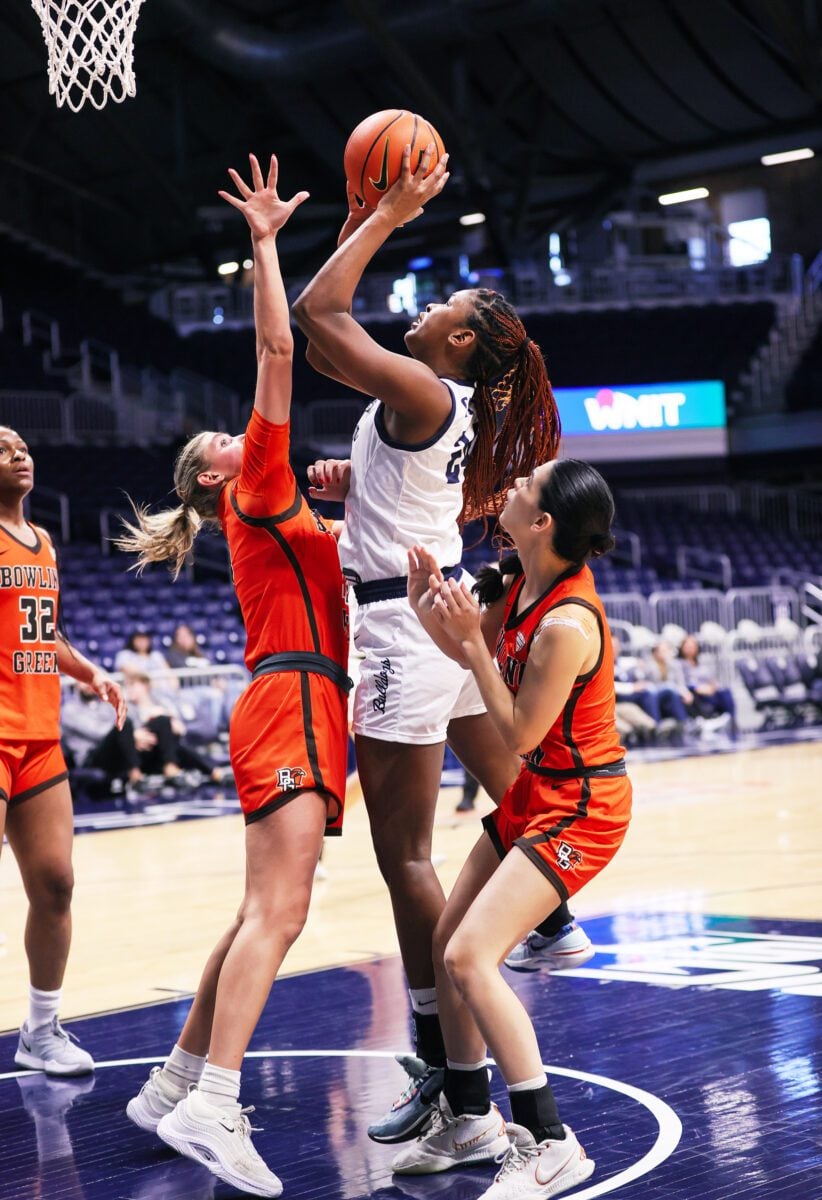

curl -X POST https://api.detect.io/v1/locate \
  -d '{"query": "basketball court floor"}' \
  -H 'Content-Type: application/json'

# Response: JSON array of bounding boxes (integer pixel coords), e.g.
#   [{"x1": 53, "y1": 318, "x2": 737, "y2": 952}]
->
[{"x1": 2, "y1": 740, "x2": 821, "y2": 1199}]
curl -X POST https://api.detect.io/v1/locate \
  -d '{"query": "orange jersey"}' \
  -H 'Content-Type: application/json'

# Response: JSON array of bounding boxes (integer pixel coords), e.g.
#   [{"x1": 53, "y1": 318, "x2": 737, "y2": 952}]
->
[
  {"x1": 487, "y1": 563, "x2": 630, "y2": 899},
  {"x1": 216, "y1": 408, "x2": 349, "y2": 675},
  {"x1": 496, "y1": 564, "x2": 624, "y2": 772},
  {"x1": 0, "y1": 523, "x2": 61, "y2": 740}
]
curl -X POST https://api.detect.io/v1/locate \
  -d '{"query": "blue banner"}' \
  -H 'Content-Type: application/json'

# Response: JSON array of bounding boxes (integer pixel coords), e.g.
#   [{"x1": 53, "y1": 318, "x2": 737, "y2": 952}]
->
[{"x1": 555, "y1": 380, "x2": 726, "y2": 436}]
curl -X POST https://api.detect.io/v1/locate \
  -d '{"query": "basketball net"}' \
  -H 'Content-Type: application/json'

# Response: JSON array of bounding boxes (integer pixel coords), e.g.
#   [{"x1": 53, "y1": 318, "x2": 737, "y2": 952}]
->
[{"x1": 30, "y1": 0, "x2": 145, "y2": 112}]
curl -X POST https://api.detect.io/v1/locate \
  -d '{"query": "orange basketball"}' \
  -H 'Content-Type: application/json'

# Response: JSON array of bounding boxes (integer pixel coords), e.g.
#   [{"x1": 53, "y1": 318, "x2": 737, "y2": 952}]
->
[{"x1": 344, "y1": 109, "x2": 445, "y2": 210}]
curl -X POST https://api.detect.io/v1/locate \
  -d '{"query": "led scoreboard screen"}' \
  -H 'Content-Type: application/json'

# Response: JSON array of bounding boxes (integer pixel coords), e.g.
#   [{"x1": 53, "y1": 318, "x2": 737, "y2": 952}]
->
[{"x1": 555, "y1": 379, "x2": 727, "y2": 461}]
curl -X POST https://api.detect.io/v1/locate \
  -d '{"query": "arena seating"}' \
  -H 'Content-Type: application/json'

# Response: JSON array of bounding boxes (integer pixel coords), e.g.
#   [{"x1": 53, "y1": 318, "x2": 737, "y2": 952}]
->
[
  {"x1": 737, "y1": 653, "x2": 822, "y2": 728},
  {"x1": 58, "y1": 546, "x2": 245, "y2": 670},
  {"x1": 786, "y1": 324, "x2": 822, "y2": 412}
]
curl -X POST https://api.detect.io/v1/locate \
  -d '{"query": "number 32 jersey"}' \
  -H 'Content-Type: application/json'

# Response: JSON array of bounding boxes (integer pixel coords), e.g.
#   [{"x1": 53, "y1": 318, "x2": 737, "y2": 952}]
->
[
  {"x1": 0, "y1": 523, "x2": 60, "y2": 741},
  {"x1": 338, "y1": 378, "x2": 476, "y2": 582}
]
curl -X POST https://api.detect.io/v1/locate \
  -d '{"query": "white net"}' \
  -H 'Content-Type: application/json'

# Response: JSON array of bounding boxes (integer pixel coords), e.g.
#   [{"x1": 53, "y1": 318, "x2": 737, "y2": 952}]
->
[{"x1": 30, "y1": 0, "x2": 146, "y2": 112}]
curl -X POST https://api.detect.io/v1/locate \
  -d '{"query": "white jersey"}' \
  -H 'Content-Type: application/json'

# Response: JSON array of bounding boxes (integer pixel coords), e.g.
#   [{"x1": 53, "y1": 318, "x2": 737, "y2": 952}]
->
[{"x1": 339, "y1": 378, "x2": 476, "y2": 582}]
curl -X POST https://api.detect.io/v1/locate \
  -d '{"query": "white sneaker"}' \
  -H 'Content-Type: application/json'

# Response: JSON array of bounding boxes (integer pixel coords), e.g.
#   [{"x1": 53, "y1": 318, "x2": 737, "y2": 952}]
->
[
  {"x1": 14, "y1": 1017, "x2": 94, "y2": 1076},
  {"x1": 479, "y1": 1124, "x2": 594, "y2": 1198},
  {"x1": 700, "y1": 713, "x2": 732, "y2": 736},
  {"x1": 156, "y1": 1088, "x2": 283, "y2": 1198},
  {"x1": 126, "y1": 1065, "x2": 187, "y2": 1133},
  {"x1": 392, "y1": 1096, "x2": 510, "y2": 1175},
  {"x1": 504, "y1": 923, "x2": 594, "y2": 973}
]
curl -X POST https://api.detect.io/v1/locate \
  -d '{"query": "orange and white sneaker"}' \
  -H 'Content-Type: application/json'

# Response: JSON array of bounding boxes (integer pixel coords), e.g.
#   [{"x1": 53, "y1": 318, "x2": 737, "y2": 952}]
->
[
  {"x1": 478, "y1": 1124, "x2": 594, "y2": 1198},
  {"x1": 392, "y1": 1095, "x2": 510, "y2": 1175}
]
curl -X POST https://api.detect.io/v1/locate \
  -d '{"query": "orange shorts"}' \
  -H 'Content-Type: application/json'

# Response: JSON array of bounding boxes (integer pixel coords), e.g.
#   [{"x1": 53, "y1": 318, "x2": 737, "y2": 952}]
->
[
  {"x1": 483, "y1": 762, "x2": 631, "y2": 900},
  {"x1": 0, "y1": 740, "x2": 68, "y2": 808},
  {"x1": 230, "y1": 671, "x2": 349, "y2": 832}
]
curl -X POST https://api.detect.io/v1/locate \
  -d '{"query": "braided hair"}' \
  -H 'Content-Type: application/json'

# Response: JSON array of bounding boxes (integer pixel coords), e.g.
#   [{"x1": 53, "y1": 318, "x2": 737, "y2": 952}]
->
[{"x1": 461, "y1": 290, "x2": 561, "y2": 530}]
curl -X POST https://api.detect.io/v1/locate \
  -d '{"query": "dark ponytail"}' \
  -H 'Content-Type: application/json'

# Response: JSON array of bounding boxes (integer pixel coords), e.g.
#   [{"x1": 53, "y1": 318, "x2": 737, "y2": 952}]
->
[
  {"x1": 472, "y1": 552, "x2": 523, "y2": 605},
  {"x1": 538, "y1": 460, "x2": 615, "y2": 564}
]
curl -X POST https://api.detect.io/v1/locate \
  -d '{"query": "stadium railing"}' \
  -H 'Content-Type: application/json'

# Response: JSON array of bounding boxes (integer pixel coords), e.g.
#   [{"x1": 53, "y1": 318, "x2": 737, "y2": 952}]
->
[
  {"x1": 649, "y1": 589, "x2": 728, "y2": 634},
  {"x1": 675, "y1": 546, "x2": 733, "y2": 590}
]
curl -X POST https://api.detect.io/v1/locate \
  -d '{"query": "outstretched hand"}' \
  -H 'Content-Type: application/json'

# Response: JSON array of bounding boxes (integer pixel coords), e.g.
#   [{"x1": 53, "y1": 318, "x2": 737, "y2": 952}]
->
[
  {"x1": 307, "y1": 458, "x2": 351, "y2": 502},
  {"x1": 219, "y1": 153, "x2": 309, "y2": 241},
  {"x1": 407, "y1": 544, "x2": 445, "y2": 615},
  {"x1": 90, "y1": 670, "x2": 127, "y2": 730},
  {"x1": 377, "y1": 143, "x2": 450, "y2": 229},
  {"x1": 432, "y1": 576, "x2": 483, "y2": 647}
]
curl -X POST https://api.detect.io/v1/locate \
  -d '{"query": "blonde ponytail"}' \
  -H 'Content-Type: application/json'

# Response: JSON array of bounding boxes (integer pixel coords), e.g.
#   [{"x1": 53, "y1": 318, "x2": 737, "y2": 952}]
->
[
  {"x1": 114, "y1": 431, "x2": 222, "y2": 579},
  {"x1": 116, "y1": 502, "x2": 204, "y2": 579}
]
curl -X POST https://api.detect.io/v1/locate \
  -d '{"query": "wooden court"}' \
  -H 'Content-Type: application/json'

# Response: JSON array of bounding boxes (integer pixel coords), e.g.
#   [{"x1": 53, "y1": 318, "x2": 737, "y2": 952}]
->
[
  {"x1": 2, "y1": 738, "x2": 822, "y2": 1200},
  {"x1": 2, "y1": 739, "x2": 820, "y2": 1031}
]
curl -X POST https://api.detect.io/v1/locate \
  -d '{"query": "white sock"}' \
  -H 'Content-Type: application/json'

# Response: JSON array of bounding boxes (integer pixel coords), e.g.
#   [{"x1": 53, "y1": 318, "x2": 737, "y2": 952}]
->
[
  {"x1": 29, "y1": 986, "x2": 61, "y2": 1032},
  {"x1": 409, "y1": 986, "x2": 438, "y2": 1015},
  {"x1": 508, "y1": 1073, "x2": 548, "y2": 1092},
  {"x1": 446, "y1": 1058, "x2": 488, "y2": 1072},
  {"x1": 198, "y1": 1062, "x2": 241, "y2": 1110},
  {"x1": 162, "y1": 1043, "x2": 206, "y2": 1093}
]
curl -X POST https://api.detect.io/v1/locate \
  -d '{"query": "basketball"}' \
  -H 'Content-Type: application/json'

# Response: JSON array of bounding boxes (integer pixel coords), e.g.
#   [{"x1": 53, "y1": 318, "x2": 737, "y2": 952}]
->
[{"x1": 344, "y1": 109, "x2": 445, "y2": 210}]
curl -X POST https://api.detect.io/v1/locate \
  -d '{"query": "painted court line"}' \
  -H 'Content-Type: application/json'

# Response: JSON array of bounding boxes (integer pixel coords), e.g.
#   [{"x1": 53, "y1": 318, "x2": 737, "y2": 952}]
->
[{"x1": 0, "y1": 1047, "x2": 682, "y2": 1196}]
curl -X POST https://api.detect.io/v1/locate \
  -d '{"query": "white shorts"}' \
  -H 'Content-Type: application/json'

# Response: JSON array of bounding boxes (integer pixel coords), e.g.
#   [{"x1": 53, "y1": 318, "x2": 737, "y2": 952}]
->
[{"x1": 349, "y1": 592, "x2": 485, "y2": 745}]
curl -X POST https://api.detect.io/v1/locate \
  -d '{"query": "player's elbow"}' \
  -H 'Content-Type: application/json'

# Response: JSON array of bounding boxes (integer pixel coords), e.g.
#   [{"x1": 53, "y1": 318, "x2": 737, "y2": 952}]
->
[
  {"x1": 291, "y1": 288, "x2": 316, "y2": 330},
  {"x1": 293, "y1": 286, "x2": 340, "y2": 332},
  {"x1": 256, "y1": 336, "x2": 294, "y2": 364},
  {"x1": 507, "y1": 725, "x2": 540, "y2": 756}
]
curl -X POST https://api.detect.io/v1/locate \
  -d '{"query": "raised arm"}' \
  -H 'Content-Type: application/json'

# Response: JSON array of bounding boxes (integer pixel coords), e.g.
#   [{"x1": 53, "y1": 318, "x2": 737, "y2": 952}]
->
[
  {"x1": 304, "y1": 185, "x2": 381, "y2": 391},
  {"x1": 219, "y1": 153, "x2": 308, "y2": 425},
  {"x1": 293, "y1": 145, "x2": 451, "y2": 431},
  {"x1": 433, "y1": 581, "x2": 593, "y2": 755}
]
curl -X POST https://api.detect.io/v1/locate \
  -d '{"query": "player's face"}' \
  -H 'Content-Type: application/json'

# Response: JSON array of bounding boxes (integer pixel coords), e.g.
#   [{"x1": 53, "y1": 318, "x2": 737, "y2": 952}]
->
[
  {"x1": 404, "y1": 289, "x2": 474, "y2": 359},
  {"x1": 206, "y1": 431, "x2": 245, "y2": 481},
  {"x1": 499, "y1": 461, "x2": 554, "y2": 535},
  {"x1": 0, "y1": 428, "x2": 34, "y2": 497}
]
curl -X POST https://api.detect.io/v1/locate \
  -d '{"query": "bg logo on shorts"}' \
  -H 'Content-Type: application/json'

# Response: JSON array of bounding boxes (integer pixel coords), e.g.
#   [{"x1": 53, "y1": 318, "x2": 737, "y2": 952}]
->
[
  {"x1": 556, "y1": 840, "x2": 583, "y2": 871},
  {"x1": 276, "y1": 767, "x2": 307, "y2": 791}
]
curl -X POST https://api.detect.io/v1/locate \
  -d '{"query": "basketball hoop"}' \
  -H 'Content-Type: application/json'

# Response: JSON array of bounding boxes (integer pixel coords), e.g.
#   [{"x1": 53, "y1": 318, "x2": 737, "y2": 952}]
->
[{"x1": 30, "y1": 0, "x2": 145, "y2": 113}]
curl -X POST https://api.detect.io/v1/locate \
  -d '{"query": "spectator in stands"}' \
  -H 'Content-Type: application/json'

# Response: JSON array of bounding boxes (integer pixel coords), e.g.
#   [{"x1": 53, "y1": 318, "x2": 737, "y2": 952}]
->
[
  {"x1": 613, "y1": 637, "x2": 659, "y2": 718},
  {"x1": 164, "y1": 624, "x2": 210, "y2": 670},
  {"x1": 646, "y1": 640, "x2": 692, "y2": 728},
  {"x1": 61, "y1": 683, "x2": 118, "y2": 774},
  {"x1": 115, "y1": 630, "x2": 168, "y2": 676},
  {"x1": 82, "y1": 672, "x2": 223, "y2": 790},
  {"x1": 614, "y1": 701, "x2": 657, "y2": 747},
  {"x1": 611, "y1": 635, "x2": 662, "y2": 745},
  {"x1": 612, "y1": 636, "x2": 690, "y2": 743},
  {"x1": 678, "y1": 635, "x2": 736, "y2": 733},
  {"x1": 163, "y1": 625, "x2": 228, "y2": 740}
]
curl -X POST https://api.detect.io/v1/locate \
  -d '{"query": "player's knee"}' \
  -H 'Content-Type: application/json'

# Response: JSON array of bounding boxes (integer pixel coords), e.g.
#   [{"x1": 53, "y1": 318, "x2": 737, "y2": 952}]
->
[
  {"x1": 372, "y1": 837, "x2": 431, "y2": 885},
  {"x1": 268, "y1": 900, "x2": 309, "y2": 952},
  {"x1": 34, "y1": 865, "x2": 74, "y2": 912},
  {"x1": 442, "y1": 930, "x2": 482, "y2": 998},
  {"x1": 248, "y1": 892, "x2": 311, "y2": 948}
]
